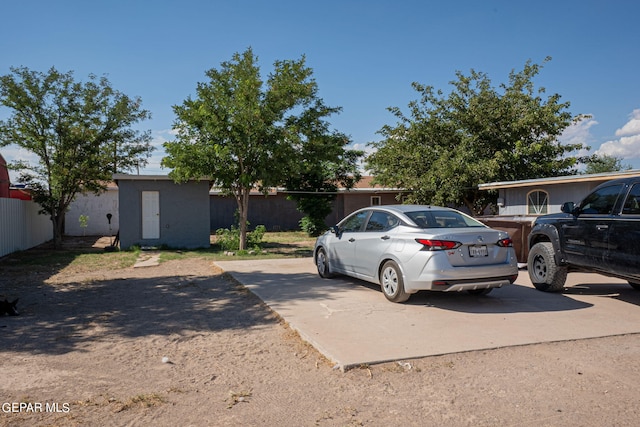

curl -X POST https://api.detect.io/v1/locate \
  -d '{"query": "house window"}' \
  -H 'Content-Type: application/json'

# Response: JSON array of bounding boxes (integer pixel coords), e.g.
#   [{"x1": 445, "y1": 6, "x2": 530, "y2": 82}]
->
[
  {"x1": 371, "y1": 196, "x2": 381, "y2": 206},
  {"x1": 527, "y1": 190, "x2": 549, "y2": 215}
]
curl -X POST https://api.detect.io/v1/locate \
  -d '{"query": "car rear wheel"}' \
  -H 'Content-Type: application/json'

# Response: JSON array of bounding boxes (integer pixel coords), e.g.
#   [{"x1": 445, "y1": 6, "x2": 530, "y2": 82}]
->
[
  {"x1": 380, "y1": 260, "x2": 409, "y2": 303},
  {"x1": 527, "y1": 242, "x2": 567, "y2": 292},
  {"x1": 316, "y1": 247, "x2": 333, "y2": 278}
]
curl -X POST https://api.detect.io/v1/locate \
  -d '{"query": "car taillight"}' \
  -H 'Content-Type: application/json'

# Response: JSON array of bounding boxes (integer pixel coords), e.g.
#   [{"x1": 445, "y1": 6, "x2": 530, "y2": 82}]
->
[
  {"x1": 497, "y1": 238, "x2": 513, "y2": 247},
  {"x1": 415, "y1": 239, "x2": 461, "y2": 251}
]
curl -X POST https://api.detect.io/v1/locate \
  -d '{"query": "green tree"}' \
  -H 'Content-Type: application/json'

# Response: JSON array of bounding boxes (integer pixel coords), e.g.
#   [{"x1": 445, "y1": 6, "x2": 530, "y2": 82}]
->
[
  {"x1": 366, "y1": 57, "x2": 590, "y2": 215},
  {"x1": 0, "y1": 66, "x2": 153, "y2": 247},
  {"x1": 583, "y1": 154, "x2": 631, "y2": 174},
  {"x1": 283, "y1": 105, "x2": 363, "y2": 236},
  {"x1": 163, "y1": 48, "x2": 359, "y2": 247}
]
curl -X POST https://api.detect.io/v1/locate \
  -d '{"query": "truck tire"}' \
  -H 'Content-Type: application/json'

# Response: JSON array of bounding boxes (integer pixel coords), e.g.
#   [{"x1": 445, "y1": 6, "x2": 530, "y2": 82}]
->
[{"x1": 527, "y1": 242, "x2": 567, "y2": 292}]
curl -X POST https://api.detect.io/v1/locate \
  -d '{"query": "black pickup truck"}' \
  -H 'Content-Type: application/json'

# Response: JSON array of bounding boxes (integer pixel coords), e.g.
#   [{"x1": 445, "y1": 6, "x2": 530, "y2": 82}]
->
[{"x1": 527, "y1": 176, "x2": 640, "y2": 292}]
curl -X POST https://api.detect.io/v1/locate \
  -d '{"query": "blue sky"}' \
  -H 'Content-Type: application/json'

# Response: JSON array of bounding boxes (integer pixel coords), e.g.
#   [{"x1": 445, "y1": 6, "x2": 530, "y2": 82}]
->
[{"x1": 2, "y1": 0, "x2": 640, "y2": 181}]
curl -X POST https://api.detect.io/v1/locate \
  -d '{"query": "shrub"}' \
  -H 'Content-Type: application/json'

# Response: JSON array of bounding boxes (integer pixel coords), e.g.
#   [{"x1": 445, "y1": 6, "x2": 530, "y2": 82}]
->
[
  {"x1": 247, "y1": 225, "x2": 266, "y2": 247},
  {"x1": 299, "y1": 215, "x2": 325, "y2": 237},
  {"x1": 216, "y1": 224, "x2": 266, "y2": 252},
  {"x1": 215, "y1": 226, "x2": 241, "y2": 251}
]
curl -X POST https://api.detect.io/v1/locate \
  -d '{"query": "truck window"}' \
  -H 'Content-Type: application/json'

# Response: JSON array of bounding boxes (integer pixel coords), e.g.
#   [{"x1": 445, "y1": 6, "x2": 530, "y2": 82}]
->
[
  {"x1": 580, "y1": 184, "x2": 623, "y2": 215},
  {"x1": 622, "y1": 183, "x2": 640, "y2": 215}
]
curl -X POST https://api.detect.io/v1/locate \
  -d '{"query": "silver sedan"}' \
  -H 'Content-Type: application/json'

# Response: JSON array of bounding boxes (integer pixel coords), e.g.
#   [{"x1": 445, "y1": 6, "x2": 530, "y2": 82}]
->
[{"x1": 314, "y1": 205, "x2": 518, "y2": 302}]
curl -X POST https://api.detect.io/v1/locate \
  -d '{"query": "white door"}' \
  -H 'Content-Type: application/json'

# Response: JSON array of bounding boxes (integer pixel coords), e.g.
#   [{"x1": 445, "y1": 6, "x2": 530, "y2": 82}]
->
[{"x1": 141, "y1": 191, "x2": 160, "y2": 239}]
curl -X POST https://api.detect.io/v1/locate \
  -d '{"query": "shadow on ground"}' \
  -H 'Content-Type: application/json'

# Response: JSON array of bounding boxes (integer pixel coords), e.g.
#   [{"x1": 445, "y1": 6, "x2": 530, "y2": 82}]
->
[{"x1": 1, "y1": 272, "x2": 276, "y2": 355}]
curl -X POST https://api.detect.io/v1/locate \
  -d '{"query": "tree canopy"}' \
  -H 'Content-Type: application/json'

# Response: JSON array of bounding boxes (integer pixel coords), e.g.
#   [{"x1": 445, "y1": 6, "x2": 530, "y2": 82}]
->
[
  {"x1": 163, "y1": 48, "x2": 361, "y2": 247},
  {"x1": 0, "y1": 66, "x2": 153, "y2": 247},
  {"x1": 583, "y1": 154, "x2": 631, "y2": 174},
  {"x1": 366, "y1": 57, "x2": 590, "y2": 215},
  {"x1": 282, "y1": 106, "x2": 362, "y2": 236}
]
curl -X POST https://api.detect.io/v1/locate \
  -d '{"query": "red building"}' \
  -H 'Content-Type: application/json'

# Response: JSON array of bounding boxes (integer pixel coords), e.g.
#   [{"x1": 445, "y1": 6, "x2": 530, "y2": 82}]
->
[
  {"x1": 0, "y1": 152, "x2": 32, "y2": 200},
  {"x1": 0, "y1": 153, "x2": 10, "y2": 198}
]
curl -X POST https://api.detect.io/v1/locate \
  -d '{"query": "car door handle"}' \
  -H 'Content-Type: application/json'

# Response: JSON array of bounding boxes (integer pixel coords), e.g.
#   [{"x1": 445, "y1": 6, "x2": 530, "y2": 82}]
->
[
  {"x1": 381, "y1": 235, "x2": 391, "y2": 240},
  {"x1": 349, "y1": 238, "x2": 355, "y2": 242},
  {"x1": 596, "y1": 225, "x2": 609, "y2": 231}
]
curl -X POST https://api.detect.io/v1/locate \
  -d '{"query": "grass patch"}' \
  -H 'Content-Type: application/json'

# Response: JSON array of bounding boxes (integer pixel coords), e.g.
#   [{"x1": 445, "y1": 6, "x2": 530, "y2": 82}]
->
[
  {"x1": 159, "y1": 231, "x2": 316, "y2": 262},
  {"x1": 1, "y1": 232, "x2": 316, "y2": 271},
  {"x1": 263, "y1": 231, "x2": 316, "y2": 245},
  {"x1": 2, "y1": 248, "x2": 139, "y2": 273},
  {"x1": 68, "y1": 251, "x2": 139, "y2": 271}
]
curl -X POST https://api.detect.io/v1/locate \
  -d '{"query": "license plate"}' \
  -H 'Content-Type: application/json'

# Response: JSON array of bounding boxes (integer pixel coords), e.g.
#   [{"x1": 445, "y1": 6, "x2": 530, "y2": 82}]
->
[{"x1": 469, "y1": 245, "x2": 488, "y2": 257}]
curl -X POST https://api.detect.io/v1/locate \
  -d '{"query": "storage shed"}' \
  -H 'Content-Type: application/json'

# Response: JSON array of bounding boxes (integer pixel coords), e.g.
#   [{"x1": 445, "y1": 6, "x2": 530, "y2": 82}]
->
[{"x1": 113, "y1": 174, "x2": 211, "y2": 250}]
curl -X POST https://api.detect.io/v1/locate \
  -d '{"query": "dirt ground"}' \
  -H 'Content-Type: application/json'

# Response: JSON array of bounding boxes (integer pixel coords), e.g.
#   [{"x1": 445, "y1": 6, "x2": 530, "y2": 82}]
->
[{"x1": 2, "y1": 239, "x2": 640, "y2": 426}]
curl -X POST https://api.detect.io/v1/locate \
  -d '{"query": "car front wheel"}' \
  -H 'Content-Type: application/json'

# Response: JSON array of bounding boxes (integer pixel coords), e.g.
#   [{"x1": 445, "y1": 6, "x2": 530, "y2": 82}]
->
[
  {"x1": 380, "y1": 260, "x2": 410, "y2": 303},
  {"x1": 316, "y1": 247, "x2": 333, "y2": 278},
  {"x1": 527, "y1": 242, "x2": 567, "y2": 292}
]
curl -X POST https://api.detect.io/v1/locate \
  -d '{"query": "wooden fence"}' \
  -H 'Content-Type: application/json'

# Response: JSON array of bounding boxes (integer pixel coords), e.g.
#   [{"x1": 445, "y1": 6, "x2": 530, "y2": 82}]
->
[{"x1": 0, "y1": 198, "x2": 52, "y2": 258}]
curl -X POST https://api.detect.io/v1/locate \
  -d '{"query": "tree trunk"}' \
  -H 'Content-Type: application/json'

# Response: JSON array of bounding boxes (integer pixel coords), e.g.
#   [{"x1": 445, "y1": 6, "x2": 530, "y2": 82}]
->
[
  {"x1": 235, "y1": 186, "x2": 251, "y2": 251},
  {"x1": 52, "y1": 212, "x2": 65, "y2": 249}
]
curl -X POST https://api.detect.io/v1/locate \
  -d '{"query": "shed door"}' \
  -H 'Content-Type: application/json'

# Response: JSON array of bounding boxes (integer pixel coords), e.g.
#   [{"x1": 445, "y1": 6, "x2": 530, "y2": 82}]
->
[{"x1": 142, "y1": 191, "x2": 160, "y2": 239}]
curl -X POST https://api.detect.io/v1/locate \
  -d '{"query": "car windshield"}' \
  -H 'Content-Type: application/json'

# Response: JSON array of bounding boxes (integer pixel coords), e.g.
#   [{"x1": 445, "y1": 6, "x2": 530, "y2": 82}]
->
[{"x1": 405, "y1": 210, "x2": 485, "y2": 228}]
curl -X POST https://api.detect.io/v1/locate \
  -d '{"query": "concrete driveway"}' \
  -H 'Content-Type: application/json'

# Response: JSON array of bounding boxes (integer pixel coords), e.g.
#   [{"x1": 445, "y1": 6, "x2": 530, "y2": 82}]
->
[{"x1": 214, "y1": 258, "x2": 640, "y2": 370}]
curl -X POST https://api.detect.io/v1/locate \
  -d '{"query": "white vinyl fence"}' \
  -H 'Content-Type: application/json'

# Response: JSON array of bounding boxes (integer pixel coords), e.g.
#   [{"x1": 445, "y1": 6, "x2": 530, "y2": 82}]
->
[{"x1": 0, "y1": 198, "x2": 53, "y2": 258}]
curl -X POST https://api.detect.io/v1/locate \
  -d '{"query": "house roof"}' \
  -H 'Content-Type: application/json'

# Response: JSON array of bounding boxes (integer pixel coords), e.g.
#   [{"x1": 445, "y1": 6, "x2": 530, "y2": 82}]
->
[
  {"x1": 348, "y1": 176, "x2": 404, "y2": 191},
  {"x1": 478, "y1": 170, "x2": 640, "y2": 190},
  {"x1": 112, "y1": 174, "x2": 211, "y2": 185},
  {"x1": 209, "y1": 176, "x2": 406, "y2": 196},
  {"x1": 113, "y1": 174, "x2": 176, "y2": 181}
]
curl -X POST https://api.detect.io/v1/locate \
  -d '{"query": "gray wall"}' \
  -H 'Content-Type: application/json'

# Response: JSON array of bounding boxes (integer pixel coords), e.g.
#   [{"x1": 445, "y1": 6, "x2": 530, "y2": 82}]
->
[
  {"x1": 498, "y1": 182, "x2": 601, "y2": 216},
  {"x1": 209, "y1": 191, "x2": 405, "y2": 231},
  {"x1": 118, "y1": 179, "x2": 210, "y2": 250},
  {"x1": 66, "y1": 187, "x2": 119, "y2": 236},
  {"x1": 210, "y1": 193, "x2": 304, "y2": 231}
]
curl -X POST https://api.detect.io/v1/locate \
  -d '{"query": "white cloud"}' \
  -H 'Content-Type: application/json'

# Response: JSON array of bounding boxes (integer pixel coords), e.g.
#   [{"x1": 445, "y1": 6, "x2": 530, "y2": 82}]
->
[
  {"x1": 351, "y1": 142, "x2": 376, "y2": 157},
  {"x1": 558, "y1": 116, "x2": 598, "y2": 148},
  {"x1": 596, "y1": 109, "x2": 640, "y2": 160},
  {"x1": 557, "y1": 117, "x2": 599, "y2": 165},
  {"x1": 615, "y1": 109, "x2": 640, "y2": 137},
  {"x1": 597, "y1": 134, "x2": 640, "y2": 159},
  {"x1": 1, "y1": 146, "x2": 36, "y2": 163},
  {"x1": 0, "y1": 146, "x2": 40, "y2": 182}
]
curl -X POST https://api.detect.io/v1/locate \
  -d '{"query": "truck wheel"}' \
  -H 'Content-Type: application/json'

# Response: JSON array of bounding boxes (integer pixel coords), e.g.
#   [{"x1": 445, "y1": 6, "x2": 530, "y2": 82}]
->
[{"x1": 527, "y1": 242, "x2": 567, "y2": 292}]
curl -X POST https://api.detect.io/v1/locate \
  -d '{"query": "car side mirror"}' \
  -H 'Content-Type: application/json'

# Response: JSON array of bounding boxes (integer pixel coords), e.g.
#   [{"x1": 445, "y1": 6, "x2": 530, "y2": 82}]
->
[
  {"x1": 330, "y1": 225, "x2": 340, "y2": 235},
  {"x1": 561, "y1": 202, "x2": 578, "y2": 215}
]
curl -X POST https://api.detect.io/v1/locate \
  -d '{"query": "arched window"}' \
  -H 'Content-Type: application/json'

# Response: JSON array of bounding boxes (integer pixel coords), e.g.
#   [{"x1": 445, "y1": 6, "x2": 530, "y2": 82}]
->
[{"x1": 527, "y1": 190, "x2": 549, "y2": 215}]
